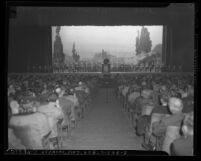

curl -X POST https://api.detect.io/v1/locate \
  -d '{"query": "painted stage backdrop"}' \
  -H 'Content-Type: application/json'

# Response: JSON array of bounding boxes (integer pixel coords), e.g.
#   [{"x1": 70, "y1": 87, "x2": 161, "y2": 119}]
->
[{"x1": 52, "y1": 26, "x2": 163, "y2": 72}]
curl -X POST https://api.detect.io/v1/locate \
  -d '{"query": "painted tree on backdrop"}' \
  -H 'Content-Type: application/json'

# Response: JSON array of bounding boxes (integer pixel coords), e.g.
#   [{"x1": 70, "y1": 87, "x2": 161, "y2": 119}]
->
[
  {"x1": 136, "y1": 26, "x2": 152, "y2": 55},
  {"x1": 53, "y1": 26, "x2": 65, "y2": 67},
  {"x1": 72, "y1": 43, "x2": 80, "y2": 63}
]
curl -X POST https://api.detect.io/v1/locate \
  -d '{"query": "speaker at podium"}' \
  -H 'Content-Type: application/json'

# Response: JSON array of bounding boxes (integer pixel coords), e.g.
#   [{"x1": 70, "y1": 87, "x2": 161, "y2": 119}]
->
[
  {"x1": 101, "y1": 58, "x2": 111, "y2": 87},
  {"x1": 102, "y1": 58, "x2": 111, "y2": 74}
]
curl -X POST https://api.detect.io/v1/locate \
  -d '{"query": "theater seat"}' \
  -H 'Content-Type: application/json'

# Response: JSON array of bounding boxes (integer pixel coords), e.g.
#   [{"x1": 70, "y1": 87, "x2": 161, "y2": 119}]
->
[{"x1": 136, "y1": 115, "x2": 151, "y2": 136}]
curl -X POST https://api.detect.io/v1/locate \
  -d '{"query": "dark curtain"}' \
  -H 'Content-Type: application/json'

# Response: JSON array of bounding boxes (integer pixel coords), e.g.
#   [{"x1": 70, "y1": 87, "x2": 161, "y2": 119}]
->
[{"x1": 8, "y1": 26, "x2": 52, "y2": 73}]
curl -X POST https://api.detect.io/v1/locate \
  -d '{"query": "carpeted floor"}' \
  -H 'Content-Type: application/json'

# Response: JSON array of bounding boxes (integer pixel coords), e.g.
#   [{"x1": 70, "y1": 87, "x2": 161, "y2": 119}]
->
[{"x1": 62, "y1": 88, "x2": 143, "y2": 150}]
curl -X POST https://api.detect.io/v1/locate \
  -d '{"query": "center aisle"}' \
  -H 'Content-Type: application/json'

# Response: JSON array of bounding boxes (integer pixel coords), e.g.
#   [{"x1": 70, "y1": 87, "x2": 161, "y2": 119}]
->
[{"x1": 62, "y1": 88, "x2": 143, "y2": 150}]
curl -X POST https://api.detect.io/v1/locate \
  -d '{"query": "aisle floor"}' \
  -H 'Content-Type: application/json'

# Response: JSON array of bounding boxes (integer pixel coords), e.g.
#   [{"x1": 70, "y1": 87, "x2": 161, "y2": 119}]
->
[{"x1": 62, "y1": 88, "x2": 143, "y2": 150}]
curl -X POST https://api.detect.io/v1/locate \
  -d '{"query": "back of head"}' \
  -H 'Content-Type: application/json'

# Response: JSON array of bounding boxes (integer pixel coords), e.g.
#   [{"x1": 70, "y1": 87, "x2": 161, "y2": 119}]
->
[
  {"x1": 9, "y1": 100, "x2": 20, "y2": 115},
  {"x1": 48, "y1": 93, "x2": 58, "y2": 102},
  {"x1": 168, "y1": 97, "x2": 183, "y2": 114},
  {"x1": 141, "y1": 89, "x2": 152, "y2": 99}
]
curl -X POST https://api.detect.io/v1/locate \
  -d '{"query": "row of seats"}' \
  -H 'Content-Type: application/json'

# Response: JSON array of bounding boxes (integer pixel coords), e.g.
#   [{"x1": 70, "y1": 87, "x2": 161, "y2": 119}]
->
[
  {"x1": 7, "y1": 74, "x2": 98, "y2": 150},
  {"x1": 116, "y1": 73, "x2": 194, "y2": 156}
]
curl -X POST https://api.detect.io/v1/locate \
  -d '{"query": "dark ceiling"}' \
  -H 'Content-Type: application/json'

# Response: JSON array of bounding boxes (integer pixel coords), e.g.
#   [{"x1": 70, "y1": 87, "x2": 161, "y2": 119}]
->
[
  {"x1": 7, "y1": 3, "x2": 195, "y2": 72},
  {"x1": 9, "y1": 3, "x2": 194, "y2": 27}
]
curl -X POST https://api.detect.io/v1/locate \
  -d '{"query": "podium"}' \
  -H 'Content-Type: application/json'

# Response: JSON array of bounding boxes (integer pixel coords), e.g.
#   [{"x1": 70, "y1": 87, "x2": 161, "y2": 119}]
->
[
  {"x1": 101, "y1": 58, "x2": 112, "y2": 87},
  {"x1": 102, "y1": 58, "x2": 111, "y2": 75}
]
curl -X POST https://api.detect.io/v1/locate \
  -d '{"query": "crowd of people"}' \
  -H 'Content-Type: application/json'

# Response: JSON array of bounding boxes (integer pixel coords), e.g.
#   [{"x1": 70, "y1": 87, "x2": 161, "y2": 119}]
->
[
  {"x1": 7, "y1": 72, "x2": 194, "y2": 155},
  {"x1": 7, "y1": 74, "x2": 98, "y2": 149},
  {"x1": 53, "y1": 64, "x2": 182, "y2": 73},
  {"x1": 27, "y1": 64, "x2": 182, "y2": 73},
  {"x1": 116, "y1": 73, "x2": 194, "y2": 155}
]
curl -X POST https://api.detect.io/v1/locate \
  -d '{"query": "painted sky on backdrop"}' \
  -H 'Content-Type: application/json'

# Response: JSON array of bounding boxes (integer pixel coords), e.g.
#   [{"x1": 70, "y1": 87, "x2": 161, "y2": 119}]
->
[{"x1": 52, "y1": 26, "x2": 163, "y2": 59}]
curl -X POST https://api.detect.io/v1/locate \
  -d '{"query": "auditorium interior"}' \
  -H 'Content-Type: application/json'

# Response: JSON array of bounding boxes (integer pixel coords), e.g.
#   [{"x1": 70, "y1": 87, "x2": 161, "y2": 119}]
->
[{"x1": 6, "y1": 3, "x2": 196, "y2": 156}]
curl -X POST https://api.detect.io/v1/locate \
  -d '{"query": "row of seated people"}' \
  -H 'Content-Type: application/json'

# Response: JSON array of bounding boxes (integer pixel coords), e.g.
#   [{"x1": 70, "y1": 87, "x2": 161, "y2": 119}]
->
[
  {"x1": 28, "y1": 64, "x2": 182, "y2": 73},
  {"x1": 53, "y1": 65, "x2": 101, "y2": 73},
  {"x1": 53, "y1": 65, "x2": 163, "y2": 73},
  {"x1": 116, "y1": 73, "x2": 194, "y2": 156},
  {"x1": 112, "y1": 65, "x2": 161, "y2": 72},
  {"x1": 7, "y1": 74, "x2": 98, "y2": 150}
]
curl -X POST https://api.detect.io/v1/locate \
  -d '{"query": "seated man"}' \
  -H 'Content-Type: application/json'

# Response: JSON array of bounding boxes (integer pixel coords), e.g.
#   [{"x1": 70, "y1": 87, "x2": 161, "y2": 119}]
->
[
  {"x1": 75, "y1": 81, "x2": 85, "y2": 91},
  {"x1": 121, "y1": 85, "x2": 130, "y2": 110},
  {"x1": 170, "y1": 112, "x2": 194, "y2": 156},
  {"x1": 127, "y1": 85, "x2": 140, "y2": 104},
  {"x1": 145, "y1": 96, "x2": 184, "y2": 153},
  {"x1": 136, "y1": 89, "x2": 154, "y2": 136},
  {"x1": 152, "y1": 84, "x2": 161, "y2": 106},
  {"x1": 182, "y1": 97, "x2": 193, "y2": 114},
  {"x1": 142, "y1": 94, "x2": 171, "y2": 150},
  {"x1": 127, "y1": 87, "x2": 141, "y2": 128},
  {"x1": 182, "y1": 85, "x2": 194, "y2": 114},
  {"x1": 161, "y1": 97, "x2": 185, "y2": 154},
  {"x1": 151, "y1": 92, "x2": 171, "y2": 127}
]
